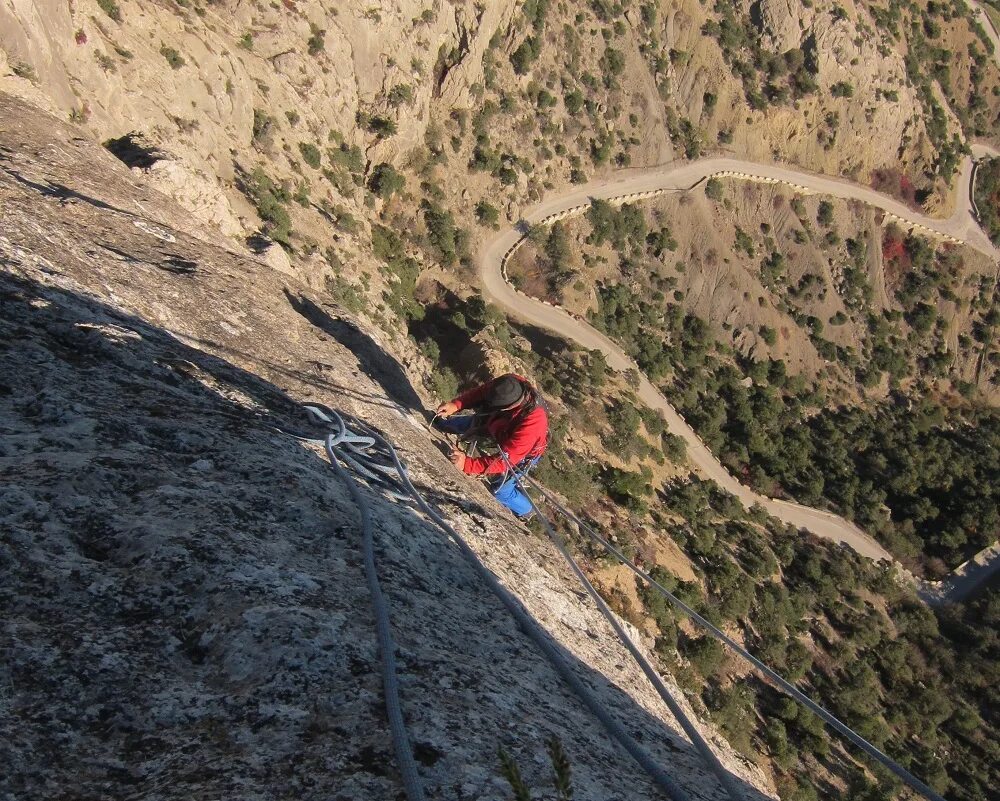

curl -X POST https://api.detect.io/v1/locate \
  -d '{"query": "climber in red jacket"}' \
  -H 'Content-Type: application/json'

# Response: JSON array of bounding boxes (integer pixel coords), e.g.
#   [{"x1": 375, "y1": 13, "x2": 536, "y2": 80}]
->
[{"x1": 434, "y1": 373, "x2": 549, "y2": 517}]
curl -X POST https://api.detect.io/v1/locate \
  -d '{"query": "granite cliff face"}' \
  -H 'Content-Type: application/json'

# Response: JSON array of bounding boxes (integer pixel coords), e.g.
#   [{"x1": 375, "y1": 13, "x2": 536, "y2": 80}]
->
[{"x1": 0, "y1": 94, "x2": 771, "y2": 801}]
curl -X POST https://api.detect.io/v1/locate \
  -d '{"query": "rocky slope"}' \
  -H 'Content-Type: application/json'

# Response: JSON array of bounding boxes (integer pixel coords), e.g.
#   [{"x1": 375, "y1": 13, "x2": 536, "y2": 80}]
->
[
  {"x1": 0, "y1": 93, "x2": 773, "y2": 801},
  {"x1": 3, "y1": 0, "x2": 996, "y2": 298}
]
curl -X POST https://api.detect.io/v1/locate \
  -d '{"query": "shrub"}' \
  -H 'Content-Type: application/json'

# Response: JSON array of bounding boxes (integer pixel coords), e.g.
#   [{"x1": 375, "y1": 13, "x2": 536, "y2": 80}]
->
[
  {"x1": 475, "y1": 199, "x2": 501, "y2": 228},
  {"x1": 160, "y1": 46, "x2": 185, "y2": 70},
  {"x1": 830, "y1": 81, "x2": 854, "y2": 98},
  {"x1": 368, "y1": 162, "x2": 405, "y2": 200},
  {"x1": 705, "y1": 177, "x2": 723, "y2": 200},
  {"x1": 682, "y1": 635, "x2": 725, "y2": 677},
  {"x1": 298, "y1": 142, "x2": 322, "y2": 169},
  {"x1": 564, "y1": 89, "x2": 584, "y2": 114},
  {"x1": 238, "y1": 32, "x2": 253, "y2": 50},
  {"x1": 252, "y1": 110, "x2": 275, "y2": 147},
  {"x1": 307, "y1": 23, "x2": 325, "y2": 56},
  {"x1": 387, "y1": 84, "x2": 413, "y2": 106},
  {"x1": 244, "y1": 167, "x2": 292, "y2": 247},
  {"x1": 817, "y1": 200, "x2": 834, "y2": 226},
  {"x1": 601, "y1": 466, "x2": 652, "y2": 512},
  {"x1": 97, "y1": 0, "x2": 122, "y2": 22},
  {"x1": 367, "y1": 116, "x2": 397, "y2": 139},
  {"x1": 422, "y1": 200, "x2": 462, "y2": 265}
]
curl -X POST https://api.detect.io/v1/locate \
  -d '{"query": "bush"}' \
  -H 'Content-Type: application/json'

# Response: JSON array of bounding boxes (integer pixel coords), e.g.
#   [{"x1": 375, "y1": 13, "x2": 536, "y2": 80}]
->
[
  {"x1": 817, "y1": 200, "x2": 834, "y2": 226},
  {"x1": 160, "y1": 46, "x2": 185, "y2": 70},
  {"x1": 368, "y1": 162, "x2": 405, "y2": 199},
  {"x1": 683, "y1": 635, "x2": 725, "y2": 677},
  {"x1": 564, "y1": 89, "x2": 584, "y2": 114},
  {"x1": 244, "y1": 167, "x2": 292, "y2": 247},
  {"x1": 705, "y1": 177, "x2": 723, "y2": 200},
  {"x1": 97, "y1": 0, "x2": 122, "y2": 22},
  {"x1": 387, "y1": 84, "x2": 413, "y2": 106},
  {"x1": 298, "y1": 142, "x2": 322, "y2": 169},
  {"x1": 601, "y1": 466, "x2": 652, "y2": 512},
  {"x1": 367, "y1": 116, "x2": 397, "y2": 139},
  {"x1": 830, "y1": 81, "x2": 854, "y2": 98},
  {"x1": 252, "y1": 109, "x2": 275, "y2": 148},
  {"x1": 307, "y1": 23, "x2": 325, "y2": 56},
  {"x1": 422, "y1": 200, "x2": 463, "y2": 265},
  {"x1": 475, "y1": 199, "x2": 501, "y2": 228}
]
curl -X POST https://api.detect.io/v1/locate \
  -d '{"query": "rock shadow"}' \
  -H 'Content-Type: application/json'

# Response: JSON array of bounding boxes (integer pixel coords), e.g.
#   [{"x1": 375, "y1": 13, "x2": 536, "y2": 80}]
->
[
  {"x1": 2, "y1": 270, "x2": 773, "y2": 801},
  {"x1": 283, "y1": 289, "x2": 424, "y2": 413}
]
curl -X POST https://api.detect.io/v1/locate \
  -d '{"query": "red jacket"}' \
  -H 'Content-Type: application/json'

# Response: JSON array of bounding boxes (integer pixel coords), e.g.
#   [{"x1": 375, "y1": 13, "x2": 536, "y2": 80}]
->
[{"x1": 451, "y1": 375, "x2": 549, "y2": 475}]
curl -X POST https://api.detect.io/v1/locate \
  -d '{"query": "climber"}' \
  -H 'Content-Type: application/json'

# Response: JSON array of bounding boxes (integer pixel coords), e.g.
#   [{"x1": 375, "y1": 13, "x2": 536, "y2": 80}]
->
[{"x1": 434, "y1": 373, "x2": 549, "y2": 518}]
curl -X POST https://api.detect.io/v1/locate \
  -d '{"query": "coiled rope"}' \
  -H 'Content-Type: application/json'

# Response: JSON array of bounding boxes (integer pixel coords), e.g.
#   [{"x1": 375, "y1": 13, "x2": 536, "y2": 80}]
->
[
  {"x1": 303, "y1": 405, "x2": 690, "y2": 801},
  {"x1": 513, "y1": 470, "x2": 948, "y2": 801}
]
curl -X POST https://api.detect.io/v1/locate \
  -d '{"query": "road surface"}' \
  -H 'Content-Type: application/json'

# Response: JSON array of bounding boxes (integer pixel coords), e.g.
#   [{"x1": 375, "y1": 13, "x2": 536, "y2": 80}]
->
[{"x1": 477, "y1": 153, "x2": 1000, "y2": 586}]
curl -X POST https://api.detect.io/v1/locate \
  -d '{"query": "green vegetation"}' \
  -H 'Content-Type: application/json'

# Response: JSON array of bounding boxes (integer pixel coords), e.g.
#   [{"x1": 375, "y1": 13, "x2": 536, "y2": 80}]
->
[
  {"x1": 475, "y1": 199, "x2": 501, "y2": 228},
  {"x1": 368, "y1": 162, "x2": 406, "y2": 200},
  {"x1": 702, "y1": 1, "x2": 819, "y2": 109},
  {"x1": 830, "y1": 81, "x2": 854, "y2": 98},
  {"x1": 97, "y1": 0, "x2": 122, "y2": 22},
  {"x1": 670, "y1": 359, "x2": 1000, "y2": 569},
  {"x1": 324, "y1": 139, "x2": 365, "y2": 195},
  {"x1": 638, "y1": 476, "x2": 999, "y2": 801},
  {"x1": 974, "y1": 156, "x2": 1000, "y2": 246},
  {"x1": 498, "y1": 738, "x2": 573, "y2": 801},
  {"x1": 251, "y1": 110, "x2": 275, "y2": 149},
  {"x1": 370, "y1": 225, "x2": 423, "y2": 321},
  {"x1": 510, "y1": 0, "x2": 550, "y2": 74},
  {"x1": 298, "y1": 142, "x2": 322, "y2": 169},
  {"x1": 307, "y1": 23, "x2": 325, "y2": 56},
  {"x1": 243, "y1": 167, "x2": 292, "y2": 247},
  {"x1": 421, "y1": 199, "x2": 468, "y2": 266},
  {"x1": 160, "y1": 46, "x2": 185, "y2": 70},
  {"x1": 387, "y1": 84, "x2": 414, "y2": 107}
]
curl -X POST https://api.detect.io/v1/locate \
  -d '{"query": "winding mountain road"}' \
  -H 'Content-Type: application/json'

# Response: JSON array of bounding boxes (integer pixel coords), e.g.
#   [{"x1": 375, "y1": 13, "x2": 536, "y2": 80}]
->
[{"x1": 477, "y1": 152, "x2": 999, "y2": 591}]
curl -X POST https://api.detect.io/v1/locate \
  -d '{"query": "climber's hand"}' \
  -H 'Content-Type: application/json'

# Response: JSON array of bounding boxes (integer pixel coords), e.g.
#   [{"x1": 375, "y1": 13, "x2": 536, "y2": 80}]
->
[
  {"x1": 436, "y1": 401, "x2": 460, "y2": 418},
  {"x1": 449, "y1": 447, "x2": 467, "y2": 471}
]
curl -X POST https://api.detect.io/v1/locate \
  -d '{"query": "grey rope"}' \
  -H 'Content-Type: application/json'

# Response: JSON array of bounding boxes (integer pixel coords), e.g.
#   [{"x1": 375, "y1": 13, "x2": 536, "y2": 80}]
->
[
  {"x1": 518, "y1": 472, "x2": 948, "y2": 801},
  {"x1": 361, "y1": 420, "x2": 692, "y2": 801},
  {"x1": 498, "y1": 453, "x2": 746, "y2": 801},
  {"x1": 303, "y1": 405, "x2": 426, "y2": 801}
]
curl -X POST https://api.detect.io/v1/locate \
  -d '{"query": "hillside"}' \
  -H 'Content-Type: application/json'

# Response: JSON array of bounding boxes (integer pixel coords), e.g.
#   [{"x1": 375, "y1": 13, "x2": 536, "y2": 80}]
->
[
  {"x1": 2, "y1": 1, "x2": 999, "y2": 800},
  {"x1": 0, "y1": 93, "x2": 771, "y2": 801}
]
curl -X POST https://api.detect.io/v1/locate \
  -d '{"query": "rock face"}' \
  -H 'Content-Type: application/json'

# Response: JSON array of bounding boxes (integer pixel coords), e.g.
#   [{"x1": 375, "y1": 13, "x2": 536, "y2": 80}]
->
[
  {"x1": 0, "y1": 0, "x2": 515, "y2": 248},
  {"x1": 753, "y1": 0, "x2": 804, "y2": 52},
  {"x1": 0, "y1": 94, "x2": 773, "y2": 801}
]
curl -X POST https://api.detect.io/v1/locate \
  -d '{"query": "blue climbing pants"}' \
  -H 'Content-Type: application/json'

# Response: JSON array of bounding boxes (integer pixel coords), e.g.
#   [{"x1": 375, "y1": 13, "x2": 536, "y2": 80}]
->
[{"x1": 435, "y1": 415, "x2": 536, "y2": 517}]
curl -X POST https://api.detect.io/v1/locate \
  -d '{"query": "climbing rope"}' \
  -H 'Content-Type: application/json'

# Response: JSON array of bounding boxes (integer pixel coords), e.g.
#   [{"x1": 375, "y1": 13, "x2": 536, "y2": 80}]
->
[
  {"x1": 304, "y1": 405, "x2": 690, "y2": 801},
  {"x1": 300, "y1": 404, "x2": 426, "y2": 801},
  {"x1": 498, "y1": 453, "x2": 747, "y2": 801},
  {"x1": 512, "y1": 470, "x2": 948, "y2": 801}
]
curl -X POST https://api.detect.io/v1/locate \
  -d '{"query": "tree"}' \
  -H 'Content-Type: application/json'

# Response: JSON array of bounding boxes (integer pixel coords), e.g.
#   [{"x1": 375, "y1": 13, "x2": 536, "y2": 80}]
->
[
  {"x1": 475, "y1": 199, "x2": 500, "y2": 228},
  {"x1": 817, "y1": 200, "x2": 834, "y2": 226},
  {"x1": 367, "y1": 163, "x2": 405, "y2": 199}
]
